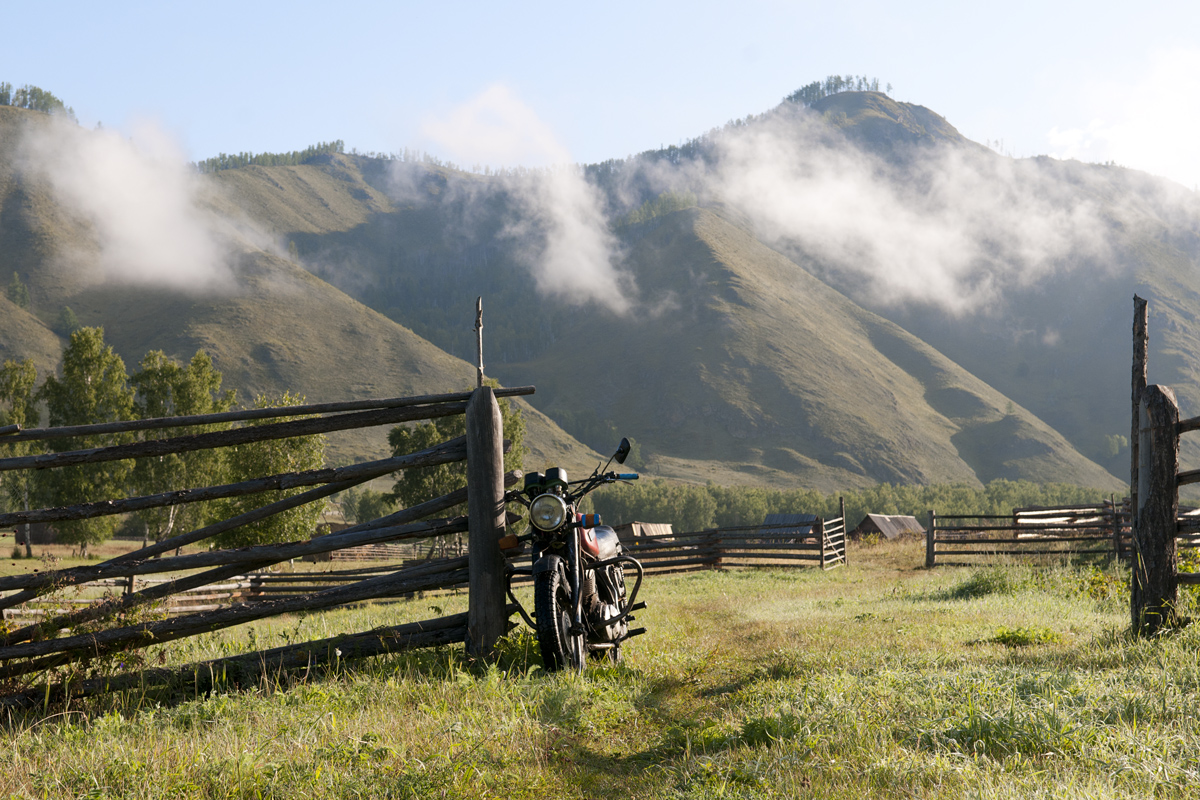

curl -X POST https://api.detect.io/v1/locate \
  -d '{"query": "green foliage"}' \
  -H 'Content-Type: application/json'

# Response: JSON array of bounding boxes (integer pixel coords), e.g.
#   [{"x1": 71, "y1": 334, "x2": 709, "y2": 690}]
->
[
  {"x1": 945, "y1": 568, "x2": 1021, "y2": 600},
  {"x1": 34, "y1": 328, "x2": 136, "y2": 553},
  {"x1": 589, "y1": 477, "x2": 1110, "y2": 533},
  {"x1": 586, "y1": 477, "x2": 719, "y2": 532},
  {"x1": 129, "y1": 350, "x2": 236, "y2": 544},
  {"x1": 213, "y1": 392, "x2": 327, "y2": 548},
  {"x1": 387, "y1": 381, "x2": 526, "y2": 515},
  {"x1": 0, "y1": 82, "x2": 76, "y2": 120},
  {"x1": 615, "y1": 190, "x2": 698, "y2": 228},
  {"x1": 987, "y1": 626, "x2": 1062, "y2": 647},
  {"x1": 5, "y1": 272, "x2": 29, "y2": 309},
  {"x1": 338, "y1": 488, "x2": 395, "y2": 524},
  {"x1": 0, "y1": 358, "x2": 38, "y2": 429},
  {"x1": 1104, "y1": 433, "x2": 1129, "y2": 459},
  {"x1": 195, "y1": 140, "x2": 345, "y2": 173},
  {"x1": 56, "y1": 305, "x2": 81, "y2": 335},
  {"x1": 785, "y1": 75, "x2": 885, "y2": 106},
  {"x1": 0, "y1": 358, "x2": 39, "y2": 555}
]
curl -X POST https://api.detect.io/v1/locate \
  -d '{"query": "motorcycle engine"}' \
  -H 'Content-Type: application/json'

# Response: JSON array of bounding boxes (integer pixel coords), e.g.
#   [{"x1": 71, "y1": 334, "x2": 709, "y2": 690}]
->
[{"x1": 583, "y1": 565, "x2": 628, "y2": 642}]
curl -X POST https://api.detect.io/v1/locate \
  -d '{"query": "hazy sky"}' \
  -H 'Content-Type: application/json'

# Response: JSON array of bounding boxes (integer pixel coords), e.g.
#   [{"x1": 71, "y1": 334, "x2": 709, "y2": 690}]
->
[{"x1": 5, "y1": 0, "x2": 1200, "y2": 188}]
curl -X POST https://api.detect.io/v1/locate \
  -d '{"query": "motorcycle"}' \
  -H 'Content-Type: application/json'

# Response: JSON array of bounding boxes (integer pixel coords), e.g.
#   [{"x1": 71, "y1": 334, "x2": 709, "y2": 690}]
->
[{"x1": 503, "y1": 438, "x2": 647, "y2": 672}]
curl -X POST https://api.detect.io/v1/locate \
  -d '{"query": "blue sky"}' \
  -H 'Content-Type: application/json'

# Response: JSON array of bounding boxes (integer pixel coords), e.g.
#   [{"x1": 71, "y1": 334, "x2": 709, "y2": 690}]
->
[{"x1": 5, "y1": 1, "x2": 1200, "y2": 187}]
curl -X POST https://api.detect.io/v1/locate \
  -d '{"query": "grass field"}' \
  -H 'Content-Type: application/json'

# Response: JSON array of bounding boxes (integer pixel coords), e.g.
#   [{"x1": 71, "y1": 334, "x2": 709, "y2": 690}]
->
[{"x1": 1, "y1": 538, "x2": 1197, "y2": 798}]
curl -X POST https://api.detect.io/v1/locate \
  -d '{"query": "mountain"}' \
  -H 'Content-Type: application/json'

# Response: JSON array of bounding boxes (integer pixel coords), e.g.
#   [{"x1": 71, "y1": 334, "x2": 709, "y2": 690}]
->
[
  {"x1": 6, "y1": 86, "x2": 1196, "y2": 492},
  {"x1": 0, "y1": 105, "x2": 601, "y2": 475}
]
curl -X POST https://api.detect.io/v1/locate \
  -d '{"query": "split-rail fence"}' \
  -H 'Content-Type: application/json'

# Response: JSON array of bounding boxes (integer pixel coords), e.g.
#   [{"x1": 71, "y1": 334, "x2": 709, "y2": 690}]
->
[
  {"x1": 924, "y1": 500, "x2": 1132, "y2": 567},
  {"x1": 0, "y1": 385, "x2": 523, "y2": 706}
]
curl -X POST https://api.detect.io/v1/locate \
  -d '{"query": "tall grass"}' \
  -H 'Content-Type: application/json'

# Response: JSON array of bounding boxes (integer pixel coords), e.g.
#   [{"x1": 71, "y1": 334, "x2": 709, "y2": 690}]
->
[{"x1": 1, "y1": 540, "x2": 1197, "y2": 798}]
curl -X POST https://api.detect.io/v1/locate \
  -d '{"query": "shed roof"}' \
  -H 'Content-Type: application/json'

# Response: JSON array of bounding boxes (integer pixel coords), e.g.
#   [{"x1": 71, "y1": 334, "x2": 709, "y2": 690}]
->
[
  {"x1": 760, "y1": 513, "x2": 817, "y2": 536},
  {"x1": 857, "y1": 514, "x2": 925, "y2": 540},
  {"x1": 613, "y1": 521, "x2": 675, "y2": 541}
]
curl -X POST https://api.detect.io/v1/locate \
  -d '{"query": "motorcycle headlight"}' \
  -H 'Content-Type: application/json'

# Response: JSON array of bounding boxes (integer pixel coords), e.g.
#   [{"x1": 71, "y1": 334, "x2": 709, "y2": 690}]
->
[{"x1": 529, "y1": 493, "x2": 568, "y2": 532}]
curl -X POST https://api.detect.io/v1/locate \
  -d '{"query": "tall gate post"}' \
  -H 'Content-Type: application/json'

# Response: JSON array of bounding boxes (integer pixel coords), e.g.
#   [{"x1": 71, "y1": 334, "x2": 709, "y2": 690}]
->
[
  {"x1": 1132, "y1": 384, "x2": 1179, "y2": 635},
  {"x1": 465, "y1": 386, "x2": 507, "y2": 659},
  {"x1": 925, "y1": 509, "x2": 936, "y2": 568},
  {"x1": 1131, "y1": 295, "x2": 1148, "y2": 520},
  {"x1": 840, "y1": 497, "x2": 847, "y2": 567}
]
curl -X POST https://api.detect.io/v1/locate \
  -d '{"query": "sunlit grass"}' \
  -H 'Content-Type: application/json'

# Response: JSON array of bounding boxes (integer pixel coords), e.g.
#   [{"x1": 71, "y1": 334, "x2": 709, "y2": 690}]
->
[{"x1": 2, "y1": 539, "x2": 1199, "y2": 798}]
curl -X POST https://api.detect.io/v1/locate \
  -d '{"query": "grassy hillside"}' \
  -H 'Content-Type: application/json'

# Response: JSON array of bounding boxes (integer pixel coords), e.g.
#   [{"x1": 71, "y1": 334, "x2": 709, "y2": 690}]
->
[
  {"x1": 196, "y1": 145, "x2": 1122, "y2": 489},
  {"x1": 505, "y1": 205, "x2": 1120, "y2": 490},
  {"x1": 0, "y1": 106, "x2": 599, "y2": 474},
  {"x1": 8, "y1": 89, "x2": 1191, "y2": 492}
]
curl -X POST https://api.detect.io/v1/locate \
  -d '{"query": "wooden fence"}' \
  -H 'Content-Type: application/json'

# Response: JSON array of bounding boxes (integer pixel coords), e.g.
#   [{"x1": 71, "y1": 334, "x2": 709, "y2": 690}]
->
[
  {"x1": 1127, "y1": 294, "x2": 1200, "y2": 635},
  {"x1": 924, "y1": 501, "x2": 1131, "y2": 567},
  {"x1": 0, "y1": 384, "x2": 526, "y2": 705},
  {"x1": 522, "y1": 505, "x2": 849, "y2": 575}
]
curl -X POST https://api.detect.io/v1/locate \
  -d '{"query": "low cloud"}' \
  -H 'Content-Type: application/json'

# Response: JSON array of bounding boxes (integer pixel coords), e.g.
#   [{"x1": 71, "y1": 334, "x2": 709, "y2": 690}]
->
[
  {"x1": 698, "y1": 107, "x2": 1115, "y2": 314},
  {"x1": 19, "y1": 116, "x2": 232, "y2": 291},
  {"x1": 1046, "y1": 47, "x2": 1200, "y2": 190},
  {"x1": 416, "y1": 84, "x2": 635, "y2": 314}
]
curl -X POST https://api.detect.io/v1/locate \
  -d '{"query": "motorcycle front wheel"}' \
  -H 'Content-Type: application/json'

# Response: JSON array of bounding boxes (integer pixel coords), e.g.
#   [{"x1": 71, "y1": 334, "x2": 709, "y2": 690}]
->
[{"x1": 534, "y1": 562, "x2": 584, "y2": 673}]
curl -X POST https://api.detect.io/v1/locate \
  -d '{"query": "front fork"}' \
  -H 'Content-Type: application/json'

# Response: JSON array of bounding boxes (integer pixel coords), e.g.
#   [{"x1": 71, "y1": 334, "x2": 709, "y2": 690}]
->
[{"x1": 567, "y1": 529, "x2": 586, "y2": 669}]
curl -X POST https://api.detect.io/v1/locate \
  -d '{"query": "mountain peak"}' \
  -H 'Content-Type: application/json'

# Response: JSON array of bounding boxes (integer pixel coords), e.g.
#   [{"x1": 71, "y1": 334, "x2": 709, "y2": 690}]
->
[{"x1": 806, "y1": 91, "x2": 973, "y2": 151}]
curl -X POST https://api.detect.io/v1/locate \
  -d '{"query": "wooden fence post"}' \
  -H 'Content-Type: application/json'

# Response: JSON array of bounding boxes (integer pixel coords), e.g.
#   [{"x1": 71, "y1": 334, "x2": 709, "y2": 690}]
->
[
  {"x1": 1131, "y1": 295, "x2": 1148, "y2": 521},
  {"x1": 465, "y1": 386, "x2": 507, "y2": 659},
  {"x1": 840, "y1": 497, "x2": 847, "y2": 567},
  {"x1": 818, "y1": 518, "x2": 826, "y2": 569},
  {"x1": 1132, "y1": 384, "x2": 1179, "y2": 635},
  {"x1": 925, "y1": 509, "x2": 936, "y2": 568},
  {"x1": 1110, "y1": 493, "x2": 1121, "y2": 560}
]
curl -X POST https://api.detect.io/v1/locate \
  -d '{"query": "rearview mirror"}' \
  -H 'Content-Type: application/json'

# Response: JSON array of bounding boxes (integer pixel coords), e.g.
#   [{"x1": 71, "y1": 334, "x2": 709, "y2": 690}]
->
[{"x1": 614, "y1": 437, "x2": 631, "y2": 465}]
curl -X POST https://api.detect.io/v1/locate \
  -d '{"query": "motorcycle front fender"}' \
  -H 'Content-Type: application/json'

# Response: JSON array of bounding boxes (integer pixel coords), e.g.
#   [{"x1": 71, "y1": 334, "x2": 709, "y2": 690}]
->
[{"x1": 532, "y1": 553, "x2": 566, "y2": 577}]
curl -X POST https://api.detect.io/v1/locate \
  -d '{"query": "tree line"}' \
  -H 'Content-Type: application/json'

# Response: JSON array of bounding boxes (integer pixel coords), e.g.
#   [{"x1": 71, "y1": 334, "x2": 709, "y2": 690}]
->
[
  {"x1": 785, "y1": 75, "x2": 891, "y2": 107},
  {"x1": 0, "y1": 82, "x2": 76, "y2": 120},
  {"x1": 194, "y1": 140, "x2": 346, "y2": 174},
  {"x1": 585, "y1": 477, "x2": 1113, "y2": 534},
  {"x1": 0, "y1": 329, "x2": 324, "y2": 557},
  {"x1": 0, "y1": 329, "x2": 530, "y2": 557}
]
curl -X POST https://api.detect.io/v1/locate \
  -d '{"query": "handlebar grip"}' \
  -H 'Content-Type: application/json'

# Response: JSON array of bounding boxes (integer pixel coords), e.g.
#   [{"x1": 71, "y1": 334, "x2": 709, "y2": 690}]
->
[{"x1": 617, "y1": 473, "x2": 640, "y2": 480}]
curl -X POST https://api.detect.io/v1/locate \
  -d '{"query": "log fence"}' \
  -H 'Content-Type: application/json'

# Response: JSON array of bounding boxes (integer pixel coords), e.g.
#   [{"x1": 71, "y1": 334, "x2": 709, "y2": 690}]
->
[
  {"x1": 0, "y1": 384, "x2": 529, "y2": 698},
  {"x1": 924, "y1": 501, "x2": 1131, "y2": 567},
  {"x1": 508, "y1": 505, "x2": 848, "y2": 577}
]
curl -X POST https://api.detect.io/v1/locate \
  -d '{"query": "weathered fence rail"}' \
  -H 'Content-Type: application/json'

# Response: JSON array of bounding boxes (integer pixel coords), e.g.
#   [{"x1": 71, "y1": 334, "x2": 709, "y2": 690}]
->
[
  {"x1": 508, "y1": 509, "x2": 848, "y2": 578},
  {"x1": 0, "y1": 383, "x2": 530, "y2": 697},
  {"x1": 925, "y1": 502, "x2": 1131, "y2": 567}
]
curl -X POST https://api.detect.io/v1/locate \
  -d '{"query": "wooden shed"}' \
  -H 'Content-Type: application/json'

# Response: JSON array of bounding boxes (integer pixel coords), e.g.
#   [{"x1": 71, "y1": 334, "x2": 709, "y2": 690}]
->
[
  {"x1": 853, "y1": 513, "x2": 925, "y2": 540},
  {"x1": 613, "y1": 521, "x2": 674, "y2": 542},
  {"x1": 760, "y1": 513, "x2": 818, "y2": 542}
]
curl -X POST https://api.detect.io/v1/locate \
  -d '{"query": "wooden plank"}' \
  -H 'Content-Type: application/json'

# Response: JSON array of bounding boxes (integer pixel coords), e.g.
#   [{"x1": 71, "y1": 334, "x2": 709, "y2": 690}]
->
[
  {"x1": 717, "y1": 551, "x2": 822, "y2": 561},
  {"x1": 935, "y1": 535, "x2": 1118, "y2": 544},
  {"x1": 0, "y1": 558, "x2": 472, "y2": 679},
  {"x1": 0, "y1": 402, "x2": 468, "y2": 473},
  {"x1": 1132, "y1": 295, "x2": 1148, "y2": 530},
  {"x1": 0, "y1": 437, "x2": 467, "y2": 528},
  {"x1": 465, "y1": 387, "x2": 507, "y2": 661},
  {"x1": 934, "y1": 548, "x2": 1125, "y2": 556},
  {"x1": 0, "y1": 610, "x2": 488, "y2": 708},
  {"x1": 0, "y1": 388, "x2": 536, "y2": 444}
]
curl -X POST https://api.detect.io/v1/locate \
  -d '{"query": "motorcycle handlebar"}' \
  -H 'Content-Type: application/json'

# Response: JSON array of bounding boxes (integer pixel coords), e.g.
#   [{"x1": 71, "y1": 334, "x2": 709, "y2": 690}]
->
[{"x1": 616, "y1": 473, "x2": 639, "y2": 480}]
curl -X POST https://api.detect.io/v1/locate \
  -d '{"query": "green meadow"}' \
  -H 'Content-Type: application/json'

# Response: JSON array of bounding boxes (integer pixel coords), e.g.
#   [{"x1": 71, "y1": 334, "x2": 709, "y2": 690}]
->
[{"x1": 2, "y1": 539, "x2": 1198, "y2": 799}]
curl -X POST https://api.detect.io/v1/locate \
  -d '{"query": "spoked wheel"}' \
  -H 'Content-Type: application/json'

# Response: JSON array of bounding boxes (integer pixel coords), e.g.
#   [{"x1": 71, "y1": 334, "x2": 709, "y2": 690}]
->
[{"x1": 534, "y1": 561, "x2": 584, "y2": 673}]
